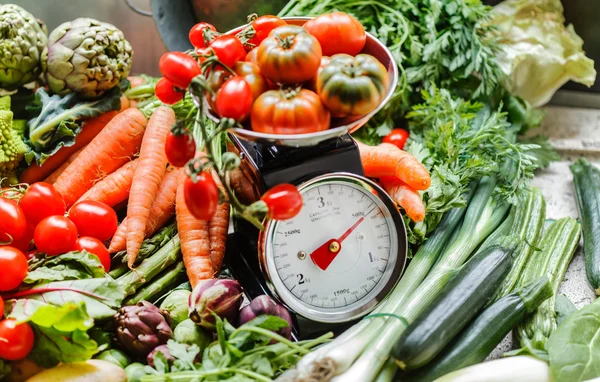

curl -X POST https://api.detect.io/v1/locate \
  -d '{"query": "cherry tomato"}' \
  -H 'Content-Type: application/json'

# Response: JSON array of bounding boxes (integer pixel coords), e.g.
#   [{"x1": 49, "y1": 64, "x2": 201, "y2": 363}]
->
[
  {"x1": 155, "y1": 77, "x2": 184, "y2": 105},
  {"x1": 75, "y1": 237, "x2": 110, "y2": 272},
  {"x1": 216, "y1": 76, "x2": 253, "y2": 121},
  {"x1": 261, "y1": 184, "x2": 303, "y2": 220},
  {"x1": 165, "y1": 132, "x2": 196, "y2": 167},
  {"x1": 382, "y1": 128, "x2": 410, "y2": 150},
  {"x1": 303, "y1": 12, "x2": 366, "y2": 56},
  {"x1": 256, "y1": 25, "x2": 322, "y2": 84},
  {"x1": 6, "y1": 224, "x2": 34, "y2": 253},
  {"x1": 246, "y1": 48, "x2": 259, "y2": 65},
  {"x1": 159, "y1": 52, "x2": 201, "y2": 89},
  {"x1": 0, "y1": 296, "x2": 4, "y2": 318},
  {"x1": 34, "y1": 216, "x2": 78, "y2": 256},
  {"x1": 183, "y1": 173, "x2": 219, "y2": 221},
  {"x1": 19, "y1": 182, "x2": 66, "y2": 226},
  {"x1": 0, "y1": 198, "x2": 26, "y2": 243},
  {"x1": 0, "y1": 247, "x2": 28, "y2": 291},
  {"x1": 248, "y1": 15, "x2": 287, "y2": 47},
  {"x1": 0, "y1": 319, "x2": 35, "y2": 361},
  {"x1": 189, "y1": 22, "x2": 217, "y2": 49},
  {"x1": 210, "y1": 35, "x2": 246, "y2": 68},
  {"x1": 69, "y1": 201, "x2": 118, "y2": 242}
]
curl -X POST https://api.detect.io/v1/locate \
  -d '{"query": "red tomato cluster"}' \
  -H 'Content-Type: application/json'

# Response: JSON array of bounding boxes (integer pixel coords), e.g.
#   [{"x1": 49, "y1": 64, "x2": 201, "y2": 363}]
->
[{"x1": 156, "y1": 13, "x2": 390, "y2": 137}]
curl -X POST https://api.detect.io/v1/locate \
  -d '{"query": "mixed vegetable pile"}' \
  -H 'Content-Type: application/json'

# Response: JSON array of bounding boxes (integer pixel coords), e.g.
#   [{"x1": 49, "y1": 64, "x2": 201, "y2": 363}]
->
[{"x1": 0, "y1": 0, "x2": 600, "y2": 381}]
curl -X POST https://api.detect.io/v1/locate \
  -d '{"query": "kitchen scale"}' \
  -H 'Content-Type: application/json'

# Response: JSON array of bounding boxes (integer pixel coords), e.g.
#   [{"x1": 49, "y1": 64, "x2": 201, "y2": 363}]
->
[{"x1": 199, "y1": 17, "x2": 407, "y2": 340}]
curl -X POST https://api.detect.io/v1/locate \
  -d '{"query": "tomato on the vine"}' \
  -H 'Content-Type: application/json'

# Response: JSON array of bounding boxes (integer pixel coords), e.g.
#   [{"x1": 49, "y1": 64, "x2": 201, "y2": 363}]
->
[
  {"x1": 261, "y1": 184, "x2": 303, "y2": 220},
  {"x1": 251, "y1": 88, "x2": 330, "y2": 134},
  {"x1": 0, "y1": 197, "x2": 26, "y2": 243},
  {"x1": 382, "y1": 128, "x2": 410, "y2": 150},
  {"x1": 210, "y1": 35, "x2": 246, "y2": 68},
  {"x1": 0, "y1": 247, "x2": 28, "y2": 291},
  {"x1": 257, "y1": 25, "x2": 322, "y2": 84},
  {"x1": 34, "y1": 216, "x2": 78, "y2": 256},
  {"x1": 248, "y1": 15, "x2": 287, "y2": 47},
  {"x1": 0, "y1": 319, "x2": 35, "y2": 361},
  {"x1": 75, "y1": 237, "x2": 111, "y2": 272},
  {"x1": 19, "y1": 182, "x2": 65, "y2": 226},
  {"x1": 165, "y1": 131, "x2": 196, "y2": 167},
  {"x1": 155, "y1": 77, "x2": 184, "y2": 105},
  {"x1": 159, "y1": 52, "x2": 201, "y2": 89},
  {"x1": 7, "y1": 224, "x2": 34, "y2": 253},
  {"x1": 303, "y1": 12, "x2": 366, "y2": 56},
  {"x1": 184, "y1": 173, "x2": 219, "y2": 221},
  {"x1": 216, "y1": 76, "x2": 253, "y2": 121},
  {"x1": 189, "y1": 22, "x2": 217, "y2": 49},
  {"x1": 69, "y1": 201, "x2": 118, "y2": 242}
]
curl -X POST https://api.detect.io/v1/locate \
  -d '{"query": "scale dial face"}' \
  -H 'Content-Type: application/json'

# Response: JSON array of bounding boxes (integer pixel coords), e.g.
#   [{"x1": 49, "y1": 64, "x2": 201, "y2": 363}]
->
[{"x1": 260, "y1": 173, "x2": 407, "y2": 323}]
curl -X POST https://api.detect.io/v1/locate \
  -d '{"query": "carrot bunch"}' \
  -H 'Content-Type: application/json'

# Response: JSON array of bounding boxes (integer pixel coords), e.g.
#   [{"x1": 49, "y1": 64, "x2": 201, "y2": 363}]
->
[{"x1": 357, "y1": 141, "x2": 430, "y2": 222}]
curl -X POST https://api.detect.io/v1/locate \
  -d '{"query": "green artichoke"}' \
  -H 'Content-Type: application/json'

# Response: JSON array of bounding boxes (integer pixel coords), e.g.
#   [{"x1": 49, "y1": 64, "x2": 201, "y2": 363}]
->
[
  {"x1": 42, "y1": 17, "x2": 132, "y2": 99},
  {"x1": 0, "y1": 4, "x2": 47, "y2": 89},
  {"x1": 160, "y1": 289, "x2": 191, "y2": 328},
  {"x1": 115, "y1": 301, "x2": 173, "y2": 358},
  {"x1": 124, "y1": 362, "x2": 148, "y2": 382},
  {"x1": 174, "y1": 319, "x2": 212, "y2": 350},
  {"x1": 95, "y1": 349, "x2": 131, "y2": 368}
]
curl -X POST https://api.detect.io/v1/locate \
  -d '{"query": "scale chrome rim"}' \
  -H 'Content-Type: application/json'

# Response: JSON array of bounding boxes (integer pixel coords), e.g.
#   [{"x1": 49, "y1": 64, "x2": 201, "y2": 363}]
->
[
  {"x1": 258, "y1": 173, "x2": 408, "y2": 323},
  {"x1": 190, "y1": 17, "x2": 399, "y2": 147}
]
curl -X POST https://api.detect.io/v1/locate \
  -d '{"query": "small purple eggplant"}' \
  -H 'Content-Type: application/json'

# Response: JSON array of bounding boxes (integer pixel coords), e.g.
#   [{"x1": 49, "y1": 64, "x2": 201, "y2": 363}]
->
[
  {"x1": 188, "y1": 278, "x2": 243, "y2": 330},
  {"x1": 238, "y1": 295, "x2": 293, "y2": 339}
]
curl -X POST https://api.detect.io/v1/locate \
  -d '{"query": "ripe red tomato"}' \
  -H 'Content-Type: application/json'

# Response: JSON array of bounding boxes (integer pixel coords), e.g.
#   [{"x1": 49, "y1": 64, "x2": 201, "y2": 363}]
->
[
  {"x1": 165, "y1": 132, "x2": 196, "y2": 167},
  {"x1": 34, "y1": 216, "x2": 78, "y2": 256},
  {"x1": 184, "y1": 173, "x2": 219, "y2": 221},
  {"x1": 216, "y1": 76, "x2": 253, "y2": 121},
  {"x1": 382, "y1": 128, "x2": 410, "y2": 150},
  {"x1": 0, "y1": 319, "x2": 35, "y2": 361},
  {"x1": 210, "y1": 35, "x2": 246, "y2": 68},
  {"x1": 256, "y1": 25, "x2": 322, "y2": 84},
  {"x1": 0, "y1": 296, "x2": 4, "y2": 318},
  {"x1": 155, "y1": 77, "x2": 184, "y2": 105},
  {"x1": 246, "y1": 48, "x2": 259, "y2": 65},
  {"x1": 248, "y1": 15, "x2": 287, "y2": 47},
  {"x1": 75, "y1": 237, "x2": 110, "y2": 272},
  {"x1": 0, "y1": 247, "x2": 28, "y2": 291},
  {"x1": 261, "y1": 184, "x2": 303, "y2": 220},
  {"x1": 0, "y1": 198, "x2": 26, "y2": 243},
  {"x1": 69, "y1": 201, "x2": 118, "y2": 242},
  {"x1": 233, "y1": 61, "x2": 269, "y2": 103},
  {"x1": 159, "y1": 52, "x2": 201, "y2": 89},
  {"x1": 189, "y1": 22, "x2": 217, "y2": 49},
  {"x1": 303, "y1": 12, "x2": 366, "y2": 56},
  {"x1": 7, "y1": 224, "x2": 34, "y2": 253},
  {"x1": 19, "y1": 182, "x2": 66, "y2": 226}
]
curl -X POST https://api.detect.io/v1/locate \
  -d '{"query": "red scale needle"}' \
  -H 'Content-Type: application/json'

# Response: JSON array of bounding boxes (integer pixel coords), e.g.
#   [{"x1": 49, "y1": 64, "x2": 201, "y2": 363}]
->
[{"x1": 310, "y1": 217, "x2": 365, "y2": 271}]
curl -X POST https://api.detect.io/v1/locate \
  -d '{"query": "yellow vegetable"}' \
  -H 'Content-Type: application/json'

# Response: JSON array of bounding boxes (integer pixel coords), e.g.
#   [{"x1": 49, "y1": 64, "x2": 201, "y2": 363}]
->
[{"x1": 25, "y1": 360, "x2": 126, "y2": 382}]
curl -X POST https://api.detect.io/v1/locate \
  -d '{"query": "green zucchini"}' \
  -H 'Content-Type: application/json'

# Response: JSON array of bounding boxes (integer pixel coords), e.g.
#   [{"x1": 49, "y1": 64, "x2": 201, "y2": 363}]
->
[
  {"x1": 514, "y1": 217, "x2": 581, "y2": 353},
  {"x1": 391, "y1": 242, "x2": 517, "y2": 371},
  {"x1": 402, "y1": 276, "x2": 552, "y2": 382},
  {"x1": 570, "y1": 158, "x2": 600, "y2": 294},
  {"x1": 491, "y1": 187, "x2": 546, "y2": 302}
]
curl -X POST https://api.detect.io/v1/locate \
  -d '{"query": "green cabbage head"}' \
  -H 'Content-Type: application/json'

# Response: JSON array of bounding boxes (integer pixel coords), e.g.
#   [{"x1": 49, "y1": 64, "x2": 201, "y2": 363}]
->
[
  {"x1": 42, "y1": 18, "x2": 133, "y2": 99},
  {"x1": 0, "y1": 4, "x2": 47, "y2": 89}
]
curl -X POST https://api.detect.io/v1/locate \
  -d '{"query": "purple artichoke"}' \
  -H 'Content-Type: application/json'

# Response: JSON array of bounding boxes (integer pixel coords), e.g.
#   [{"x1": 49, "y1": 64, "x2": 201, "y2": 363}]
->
[
  {"x1": 115, "y1": 301, "x2": 173, "y2": 357},
  {"x1": 239, "y1": 295, "x2": 294, "y2": 339},
  {"x1": 188, "y1": 279, "x2": 243, "y2": 330},
  {"x1": 147, "y1": 345, "x2": 175, "y2": 368}
]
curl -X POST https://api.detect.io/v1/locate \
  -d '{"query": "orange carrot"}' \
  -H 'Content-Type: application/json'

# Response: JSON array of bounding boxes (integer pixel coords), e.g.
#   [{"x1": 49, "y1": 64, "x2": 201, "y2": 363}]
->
[
  {"x1": 357, "y1": 141, "x2": 431, "y2": 191},
  {"x1": 126, "y1": 106, "x2": 175, "y2": 267},
  {"x1": 380, "y1": 176, "x2": 426, "y2": 222},
  {"x1": 176, "y1": 175, "x2": 214, "y2": 287},
  {"x1": 119, "y1": 94, "x2": 130, "y2": 111},
  {"x1": 20, "y1": 110, "x2": 119, "y2": 184},
  {"x1": 76, "y1": 159, "x2": 139, "y2": 207},
  {"x1": 108, "y1": 167, "x2": 180, "y2": 253},
  {"x1": 54, "y1": 108, "x2": 147, "y2": 207},
  {"x1": 209, "y1": 173, "x2": 230, "y2": 273},
  {"x1": 44, "y1": 147, "x2": 85, "y2": 184}
]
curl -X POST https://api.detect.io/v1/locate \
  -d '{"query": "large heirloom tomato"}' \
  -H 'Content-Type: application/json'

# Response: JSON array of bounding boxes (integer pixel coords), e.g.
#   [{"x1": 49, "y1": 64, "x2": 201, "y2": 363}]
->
[
  {"x1": 251, "y1": 88, "x2": 330, "y2": 135},
  {"x1": 256, "y1": 25, "x2": 322, "y2": 84},
  {"x1": 316, "y1": 54, "x2": 389, "y2": 117},
  {"x1": 303, "y1": 12, "x2": 366, "y2": 56}
]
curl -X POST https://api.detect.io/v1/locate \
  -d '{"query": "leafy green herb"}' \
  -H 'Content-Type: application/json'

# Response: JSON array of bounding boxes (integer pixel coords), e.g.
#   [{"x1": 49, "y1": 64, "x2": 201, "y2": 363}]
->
[
  {"x1": 24, "y1": 86, "x2": 121, "y2": 165},
  {"x1": 25, "y1": 251, "x2": 106, "y2": 284},
  {"x1": 548, "y1": 297, "x2": 600, "y2": 382},
  {"x1": 518, "y1": 135, "x2": 560, "y2": 169}
]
